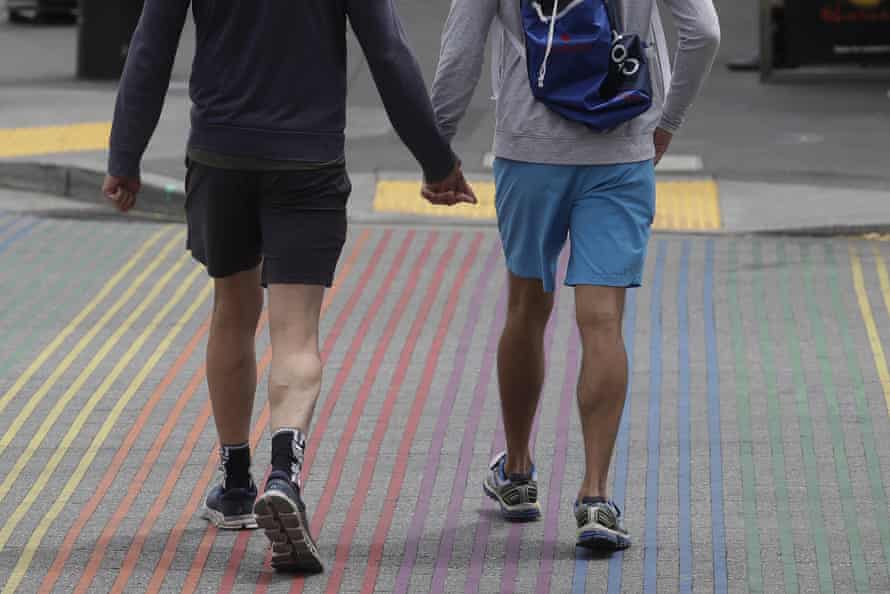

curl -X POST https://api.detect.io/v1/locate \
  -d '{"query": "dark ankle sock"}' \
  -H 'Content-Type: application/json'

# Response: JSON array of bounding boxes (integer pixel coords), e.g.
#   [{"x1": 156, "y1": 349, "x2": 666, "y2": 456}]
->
[
  {"x1": 220, "y1": 443, "x2": 251, "y2": 489},
  {"x1": 271, "y1": 428, "x2": 306, "y2": 481},
  {"x1": 581, "y1": 496, "x2": 608, "y2": 506}
]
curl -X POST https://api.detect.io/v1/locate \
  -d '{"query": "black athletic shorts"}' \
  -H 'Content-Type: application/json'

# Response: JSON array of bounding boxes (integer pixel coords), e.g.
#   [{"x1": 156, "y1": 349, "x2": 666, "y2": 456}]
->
[{"x1": 184, "y1": 159, "x2": 351, "y2": 286}]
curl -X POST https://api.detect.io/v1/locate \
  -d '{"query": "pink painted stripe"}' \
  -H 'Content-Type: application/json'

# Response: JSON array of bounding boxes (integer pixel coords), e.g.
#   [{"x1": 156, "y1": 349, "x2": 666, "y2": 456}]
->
[
  {"x1": 287, "y1": 231, "x2": 437, "y2": 594},
  {"x1": 469, "y1": 251, "x2": 569, "y2": 594},
  {"x1": 535, "y1": 326, "x2": 580, "y2": 593},
  {"x1": 391, "y1": 240, "x2": 502, "y2": 594},
  {"x1": 498, "y1": 297, "x2": 562, "y2": 594},
  {"x1": 324, "y1": 232, "x2": 472, "y2": 594},
  {"x1": 426, "y1": 282, "x2": 508, "y2": 594}
]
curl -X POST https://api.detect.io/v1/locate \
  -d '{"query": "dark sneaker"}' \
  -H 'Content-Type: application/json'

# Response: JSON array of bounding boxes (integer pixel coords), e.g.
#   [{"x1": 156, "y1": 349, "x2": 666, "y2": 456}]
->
[
  {"x1": 254, "y1": 470, "x2": 323, "y2": 574},
  {"x1": 483, "y1": 451, "x2": 542, "y2": 521},
  {"x1": 200, "y1": 480, "x2": 258, "y2": 530},
  {"x1": 575, "y1": 498, "x2": 631, "y2": 550}
]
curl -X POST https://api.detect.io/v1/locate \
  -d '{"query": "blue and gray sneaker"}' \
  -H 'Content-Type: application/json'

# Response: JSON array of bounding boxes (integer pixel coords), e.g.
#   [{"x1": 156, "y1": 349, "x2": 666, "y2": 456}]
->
[
  {"x1": 254, "y1": 470, "x2": 323, "y2": 574},
  {"x1": 575, "y1": 498, "x2": 631, "y2": 550},
  {"x1": 201, "y1": 480, "x2": 258, "y2": 530},
  {"x1": 483, "y1": 451, "x2": 542, "y2": 521}
]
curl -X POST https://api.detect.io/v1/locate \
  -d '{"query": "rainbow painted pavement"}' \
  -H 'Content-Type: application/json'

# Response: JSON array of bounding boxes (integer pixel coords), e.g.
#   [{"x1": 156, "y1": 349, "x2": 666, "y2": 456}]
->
[{"x1": 1, "y1": 212, "x2": 890, "y2": 593}]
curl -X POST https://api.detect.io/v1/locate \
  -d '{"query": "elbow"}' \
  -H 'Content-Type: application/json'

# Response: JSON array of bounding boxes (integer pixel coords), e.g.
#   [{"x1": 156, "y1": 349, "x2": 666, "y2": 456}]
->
[{"x1": 700, "y1": 19, "x2": 721, "y2": 53}]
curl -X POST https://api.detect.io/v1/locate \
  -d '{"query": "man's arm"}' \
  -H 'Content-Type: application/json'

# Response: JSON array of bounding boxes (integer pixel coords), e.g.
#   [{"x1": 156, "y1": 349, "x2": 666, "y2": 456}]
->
[
  {"x1": 107, "y1": 0, "x2": 191, "y2": 180},
  {"x1": 430, "y1": 0, "x2": 498, "y2": 144},
  {"x1": 346, "y1": 0, "x2": 457, "y2": 184},
  {"x1": 657, "y1": 0, "x2": 721, "y2": 134}
]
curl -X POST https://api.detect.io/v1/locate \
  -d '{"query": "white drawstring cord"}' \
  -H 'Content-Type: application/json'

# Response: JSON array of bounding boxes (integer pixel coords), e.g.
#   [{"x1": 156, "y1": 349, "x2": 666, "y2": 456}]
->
[{"x1": 537, "y1": 0, "x2": 560, "y2": 88}]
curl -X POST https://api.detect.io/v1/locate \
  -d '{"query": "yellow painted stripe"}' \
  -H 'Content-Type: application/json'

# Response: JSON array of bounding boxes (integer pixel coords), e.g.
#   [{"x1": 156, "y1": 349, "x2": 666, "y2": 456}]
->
[
  {"x1": 372, "y1": 179, "x2": 722, "y2": 231},
  {"x1": 0, "y1": 234, "x2": 185, "y2": 506},
  {"x1": 850, "y1": 246, "x2": 890, "y2": 417},
  {"x1": 1, "y1": 275, "x2": 210, "y2": 593},
  {"x1": 0, "y1": 227, "x2": 171, "y2": 418},
  {"x1": 869, "y1": 244, "x2": 890, "y2": 416},
  {"x1": 0, "y1": 122, "x2": 112, "y2": 158}
]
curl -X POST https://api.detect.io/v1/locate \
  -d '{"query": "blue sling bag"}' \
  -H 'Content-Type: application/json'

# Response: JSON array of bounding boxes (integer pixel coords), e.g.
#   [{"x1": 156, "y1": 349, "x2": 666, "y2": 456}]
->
[{"x1": 519, "y1": 0, "x2": 653, "y2": 132}]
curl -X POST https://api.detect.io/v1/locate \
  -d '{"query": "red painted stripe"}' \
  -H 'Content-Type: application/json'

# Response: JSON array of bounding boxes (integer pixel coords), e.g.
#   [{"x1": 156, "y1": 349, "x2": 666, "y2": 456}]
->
[
  {"x1": 250, "y1": 229, "x2": 415, "y2": 593},
  {"x1": 191, "y1": 228, "x2": 374, "y2": 593},
  {"x1": 284, "y1": 231, "x2": 436, "y2": 594},
  {"x1": 42, "y1": 314, "x2": 211, "y2": 594},
  {"x1": 109, "y1": 397, "x2": 214, "y2": 593},
  {"x1": 325, "y1": 232, "x2": 479, "y2": 594}
]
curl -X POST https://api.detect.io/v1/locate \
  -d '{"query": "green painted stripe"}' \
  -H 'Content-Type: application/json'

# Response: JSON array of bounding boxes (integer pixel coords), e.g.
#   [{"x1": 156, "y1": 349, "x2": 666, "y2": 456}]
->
[
  {"x1": 727, "y1": 240, "x2": 763, "y2": 594},
  {"x1": 776, "y1": 241, "x2": 835, "y2": 593},
  {"x1": 801, "y1": 242, "x2": 869, "y2": 593},
  {"x1": 752, "y1": 240, "x2": 799, "y2": 594},
  {"x1": 829, "y1": 243, "x2": 890, "y2": 578},
  {"x1": 0, "y1": 222, "x2": 121, "y2": 377}
]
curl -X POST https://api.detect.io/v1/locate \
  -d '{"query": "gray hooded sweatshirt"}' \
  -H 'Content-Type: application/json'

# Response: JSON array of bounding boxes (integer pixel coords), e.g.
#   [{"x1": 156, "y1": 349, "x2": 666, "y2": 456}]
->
[{"x1": 431, "y1": 0, "x2": 721, "y2": 166}]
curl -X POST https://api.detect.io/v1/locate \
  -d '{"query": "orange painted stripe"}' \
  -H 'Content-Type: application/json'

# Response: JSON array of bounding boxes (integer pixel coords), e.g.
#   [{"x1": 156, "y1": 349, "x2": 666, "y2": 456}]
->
[
  {"x1": 285, "y1": 231, "x2": 434, "y2": 594},
  {"x1": 251, "y1": 230, "x2": 415, "y2": 594},
  {"x1": 108, "y1": 393, "x2": 213, "y2": 593},
  {"x1": 144, "y1": 229, "x2": 372, "y2": 593},
  {"x1": 38, "y1": 314, "x2": 211, "y2": 594},
  {"x1": 70, "y1": 314, "x2": 266, "y2": 594},
  {"x1": 325, "y1": 232, "x2": 479, "y2": 594}
]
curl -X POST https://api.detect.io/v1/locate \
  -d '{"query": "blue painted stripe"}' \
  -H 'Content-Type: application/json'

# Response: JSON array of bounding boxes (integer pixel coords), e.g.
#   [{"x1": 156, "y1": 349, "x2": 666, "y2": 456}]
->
[
  {"x1": 0, "y1": 218, "x2": 39, "y2": 255},
  {"x1": 705, "y1": 240, "x2": 728, "y2": 594},
  {"x1": 643, "y1": 240, "x2": 667, "y2": 593},
  {"x1": 573, "y1": 285, "x2": 637, "y2": 594},
  {"x1": 678, "y1": 241, "x2": 692, "y2": 594},
  {"x1": 0, "y1": 213, "x2": 21, "y2": 235}
]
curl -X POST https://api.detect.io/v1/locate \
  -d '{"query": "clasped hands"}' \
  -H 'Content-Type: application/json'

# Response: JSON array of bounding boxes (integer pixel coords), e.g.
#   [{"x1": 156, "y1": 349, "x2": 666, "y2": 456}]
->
[{"x1": 421, "y1": 162, "x2": 478, "y2": 207}]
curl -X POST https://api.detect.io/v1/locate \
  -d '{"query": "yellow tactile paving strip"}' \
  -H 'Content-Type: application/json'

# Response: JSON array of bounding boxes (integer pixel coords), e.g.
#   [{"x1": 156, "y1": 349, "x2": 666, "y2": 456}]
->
[
  {"x1": 375, "y1": 180, "x2": 499, "y2": 221},
  {"x1": 0, "y1": 122, "x2": 111, "y2": 158},
  {"x1": 653, "y1": 179, "x2": 721, "y2": 231},
  {"x1": 374, "y1": 178, "x2": 722, "y2": 231}
]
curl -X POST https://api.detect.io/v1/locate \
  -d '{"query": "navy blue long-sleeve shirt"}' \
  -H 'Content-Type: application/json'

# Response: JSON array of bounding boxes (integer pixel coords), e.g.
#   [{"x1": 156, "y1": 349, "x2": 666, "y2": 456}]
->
[{"x1": 108, "y1": 0, "x2": 456, "y2": 182}]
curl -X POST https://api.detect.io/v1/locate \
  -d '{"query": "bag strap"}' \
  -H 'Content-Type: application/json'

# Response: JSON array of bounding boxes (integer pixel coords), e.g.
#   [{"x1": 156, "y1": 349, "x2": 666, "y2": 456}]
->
[{"x1": 604, "y1": 0, "x2": 623, "y2": 33}]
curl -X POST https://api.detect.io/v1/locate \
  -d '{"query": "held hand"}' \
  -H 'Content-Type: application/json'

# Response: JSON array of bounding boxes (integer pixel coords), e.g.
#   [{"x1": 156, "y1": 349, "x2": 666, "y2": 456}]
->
[
  {"x1": 421, "y1": 163, "x2": 478, "y2": 207},
  {"x1": 102, "y1": 174, "x2": 142, "y2": 213},
  {"x1": 654, "y1": 127, "x2": 673, "y2": 167}
]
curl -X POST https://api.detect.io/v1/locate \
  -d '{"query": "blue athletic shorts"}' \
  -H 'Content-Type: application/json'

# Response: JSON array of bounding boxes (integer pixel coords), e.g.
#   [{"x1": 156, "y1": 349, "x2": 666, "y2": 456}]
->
[{"x1": 493, "y1": 158, "x2": 655, "y2": 292}]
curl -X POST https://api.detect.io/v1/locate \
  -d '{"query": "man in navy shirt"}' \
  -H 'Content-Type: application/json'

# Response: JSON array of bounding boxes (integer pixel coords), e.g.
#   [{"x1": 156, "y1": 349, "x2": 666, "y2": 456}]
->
[{"x1": 104, "y1": 0, "x2": 474, "y2": 573}]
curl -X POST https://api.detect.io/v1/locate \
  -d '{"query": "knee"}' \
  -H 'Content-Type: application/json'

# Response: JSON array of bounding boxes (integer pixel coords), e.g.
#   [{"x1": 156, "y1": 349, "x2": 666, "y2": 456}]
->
[
  {"x1": 507, "y1": 283, "x2": 554, "y2": 331},
  {"x1": 269, "y1": 351, "x2": 322, "y2": 401},
  {"x1": 576, "y1": 307, "x2": 623, "y2": 344},
  {"x1": 212, "y1": 286, "x2": 263, "y2": 333}
]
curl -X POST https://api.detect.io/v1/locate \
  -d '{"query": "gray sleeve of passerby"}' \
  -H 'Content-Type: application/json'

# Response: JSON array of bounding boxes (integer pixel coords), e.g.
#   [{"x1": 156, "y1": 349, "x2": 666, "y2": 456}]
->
[
  {"x1": 107, "y1": 0, "x2": 191, "y2": 178},
  {"x1": 657, "y1": 0, "x2": 721, "y2": 133},
  {"x1": 431, "y1": 0, "x2": 498, "y2": 144},
  {"x1": 347, "y1": 0, "x2": 456, "y2": 183}
]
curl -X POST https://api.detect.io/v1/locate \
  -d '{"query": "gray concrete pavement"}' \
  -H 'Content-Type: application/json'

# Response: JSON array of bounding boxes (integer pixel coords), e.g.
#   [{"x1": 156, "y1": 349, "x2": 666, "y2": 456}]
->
[{"x1": 2, "y1": 188, "x2": 890, "y2": 594}]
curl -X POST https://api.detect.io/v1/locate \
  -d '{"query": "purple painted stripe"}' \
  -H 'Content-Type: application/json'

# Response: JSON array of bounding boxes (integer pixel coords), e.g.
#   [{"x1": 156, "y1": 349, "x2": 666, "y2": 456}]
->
[
  {"x1": 428, "y1": 272, "x2": 508, "y2": 594},
  {"x1": 392, "y1": 239, "x2": 502, "y2": 594},
  {"x1": 535, "y1": 324, "x2": 581, "y2": 593},
  {"x1": 498, "y1": 253, "x2": 568, "y2": 594}
]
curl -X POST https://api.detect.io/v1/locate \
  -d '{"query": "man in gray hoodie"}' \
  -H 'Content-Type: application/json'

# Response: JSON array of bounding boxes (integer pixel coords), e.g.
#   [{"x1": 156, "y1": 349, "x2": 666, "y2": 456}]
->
[{"x1": 429, "y1": 0, "x2": 719, "y2": 550}]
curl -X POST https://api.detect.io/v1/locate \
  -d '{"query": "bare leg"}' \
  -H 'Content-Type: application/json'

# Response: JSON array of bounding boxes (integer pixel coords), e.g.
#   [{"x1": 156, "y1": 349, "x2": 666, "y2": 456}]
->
[
  {"x1": 497, "y1": 273, "x2": 554, "y2": 476},
  {"x1": 267, "y1": 284, "x2": 325, "y2": 434},
  {"x1": 207, "y1": 266, "x2": 264, "y2": 445},
  {"x1": 575, "y1": 285, "x2": 627, "y2": 500}
]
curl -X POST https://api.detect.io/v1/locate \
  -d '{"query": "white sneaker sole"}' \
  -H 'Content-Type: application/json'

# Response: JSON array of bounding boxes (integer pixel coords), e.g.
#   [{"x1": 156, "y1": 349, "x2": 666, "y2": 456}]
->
[
  {"x1": 576, "y1": 521, "x2": 632, "y2": 550},
  {"x1": 254, "y1": 490, "x2": 324, "y2": 574},
  {"x1": 200, "y1": 505, "x2": 258, "y2": 530}
]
